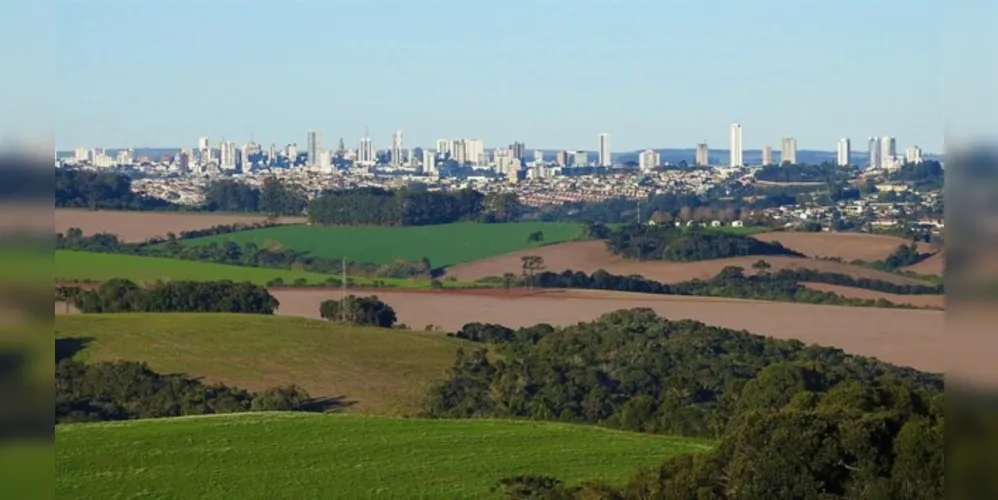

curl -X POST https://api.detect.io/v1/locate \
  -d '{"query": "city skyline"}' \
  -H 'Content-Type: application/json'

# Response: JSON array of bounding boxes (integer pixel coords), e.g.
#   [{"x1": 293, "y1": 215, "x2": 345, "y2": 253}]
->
[{"x1": 45, "y1": 1, "x2": 962, "y2": 152}]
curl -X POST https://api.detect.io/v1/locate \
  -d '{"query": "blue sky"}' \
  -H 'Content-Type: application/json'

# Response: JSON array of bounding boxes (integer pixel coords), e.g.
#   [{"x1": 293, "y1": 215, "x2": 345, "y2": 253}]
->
[{"x1": 22, "y1": 1, "x2": 995, "y2": 152}]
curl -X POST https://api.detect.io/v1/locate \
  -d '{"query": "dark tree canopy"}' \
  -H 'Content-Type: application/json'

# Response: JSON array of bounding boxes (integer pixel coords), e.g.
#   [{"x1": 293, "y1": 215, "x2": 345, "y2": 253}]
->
[
  {"x1": 70, "y1": 279, "x2": 278, "y2": 314},
  {"x1": 606, "y1": 224, "x2": 802, "y2": 261},
  {"x1": 319, "y1": 295, "x2": 397, "y2": 327},
  {"x1": 55, "y1": 169, "x2": 179, "y2": 210}
]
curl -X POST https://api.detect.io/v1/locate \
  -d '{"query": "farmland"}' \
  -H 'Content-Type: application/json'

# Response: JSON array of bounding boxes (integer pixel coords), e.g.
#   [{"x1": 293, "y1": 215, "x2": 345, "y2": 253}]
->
[
  {"x1": 176, "y1": 221, "x2": 584, "y2": 267},
  {"x1": 57, "y1": 413, "x2": 711, "y2": 499},
  {"x1": 55, "y1": 250, "x2": 481, "y2": 289},
  {"x1": 56, "y1": 313, "x2": 469, "y2": 415},
  {"x1": 270, "y1": 287, "x2": 945, "y2": 373},
  {"x1": 445, "y1": 240, "x2": 930, "y2": 286},
  {"x1": 749, "y1": 231, "x2": 910, "y2": 261},
  {"x1": 55, "y1": 208, "x2": 306, "y2": 242}
]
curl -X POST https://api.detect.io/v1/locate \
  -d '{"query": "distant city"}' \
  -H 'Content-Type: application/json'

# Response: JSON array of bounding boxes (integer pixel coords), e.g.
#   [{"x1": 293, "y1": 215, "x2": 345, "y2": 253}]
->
[{"x1": 56, "y1": 123, "x2": 938, "y2": 175}]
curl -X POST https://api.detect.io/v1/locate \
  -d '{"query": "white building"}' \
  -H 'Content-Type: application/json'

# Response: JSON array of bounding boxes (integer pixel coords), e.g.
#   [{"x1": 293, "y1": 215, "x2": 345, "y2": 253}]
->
[
  {"x1": 868, "y1": 137, "x2": 882, "y2": 169},
  {"x1": 391, "y1": 130, "x2": 404, "y2": 167},
  {"x1": 761, "y1": 144, "x2": 773, "y2": 166},
  {"x1": 905, "y1": 145, "x2": 923, "y2": 164},
  {"x1": 598, "y1": 133, "x2": 611, "y2": 166},
  {"x1": 695, "y1": 143, "x2": 709, "y2": 166},
  {"x1": 357, "y1": 137, "x2": 375, "y2": 165},
  {"x1": 572, "y1": 150, "x2": 588, "y2": 166},
  {"x1": 729, "y1": 123, "x2": 743, "y2": 167},
  {"x1": 533, "y1": 149, "x2": 544, "y2": 164},
  {"x1": 836, "y1": 138, "x2": 851, "y2": 166},
  {"x1": 306, "y1": 130, "x2": 322, "y2": 166},
  {"x1": 881, "y1": 136, "x2": 897, "y2": 168},
  {"x1": 436, "y1": 139, "x2": 451, "y2": 158},
  {"x1": 220, "y1": 140, "x2": 238, "y2": 170},
  {"x1": 422, "y1": 149, "x2": 436, "y2": 174},
  {"x1": 638, "y1": 149, "x2": 659, "y2": 171},
  {"x1": 780, "y1": 136, "x2": 797, "y2": 165}
]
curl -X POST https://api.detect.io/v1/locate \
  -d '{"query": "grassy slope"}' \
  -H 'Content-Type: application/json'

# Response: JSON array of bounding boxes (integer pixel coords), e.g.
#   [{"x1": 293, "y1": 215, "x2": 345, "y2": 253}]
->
[
  {"x1": 176, "y1": 222, "x2": 584, "y2": 267},
  {"x1": 56, "y1": 313, "x2": 471, "y2": 415},
  {"x1": 57, "y1": 413, "x2": 712, "y2": 499},
  {"x1": 55, "y1": 250, "x2": 483, "y2": 288}
]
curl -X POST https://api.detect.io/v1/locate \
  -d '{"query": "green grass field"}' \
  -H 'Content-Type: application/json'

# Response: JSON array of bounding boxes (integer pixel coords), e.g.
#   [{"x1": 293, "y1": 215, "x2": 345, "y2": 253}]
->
[
  {"x1": 55, "y1": 250, "x2": 486, "y2": 289},
  {"x1": 57, "y1": 413, "x2": 712, "y2": 499},
  {"x1": 56, "y1": 313, "x2": 471, "y2": 415},
  {"x1": 176, "y1": 222, "x2": 585, "y2": 267}
]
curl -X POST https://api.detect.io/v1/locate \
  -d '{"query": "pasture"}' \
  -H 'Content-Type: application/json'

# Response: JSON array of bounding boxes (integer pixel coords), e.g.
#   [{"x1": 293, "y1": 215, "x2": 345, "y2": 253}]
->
[
  {"x1": 176, "y1": 221, "x2": 584, "y2": 267},
  {"x1": 55, "y1": 313, "x2": 468, "y2": 415},
  {"x1": 55, "y1": 208, "x2": 306, "y2": 242},
  {"x1": 56, "y1": 413, "x2": 711, "y2": 499}
]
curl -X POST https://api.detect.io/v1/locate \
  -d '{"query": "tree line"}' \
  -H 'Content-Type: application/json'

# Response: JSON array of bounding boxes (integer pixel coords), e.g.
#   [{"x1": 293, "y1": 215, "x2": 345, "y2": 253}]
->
[
  {"x1": 56, "y1": 228, "x2": 436, "y2": 280},
  {"x1": 57, "y1": 279, "x2": 278, "y2": 314},
  {"x1": 56, "y1": 356, "x2": 316, "y2": 424},
  {"x1": 754, "y1": 162, "x2": 857, "y2": 183},
  {"x1": 606, "y1": 224, "x2": 803, "y2": 261},
  {"x1": 306, "y1": 187, "x2": 522, "y2": 226},
  {"x1": 423, "y1": 308, "x2": 943, "y2": 499},
  {"x1": 203, "y1": 177, "x2": 308, "y2": 216}
]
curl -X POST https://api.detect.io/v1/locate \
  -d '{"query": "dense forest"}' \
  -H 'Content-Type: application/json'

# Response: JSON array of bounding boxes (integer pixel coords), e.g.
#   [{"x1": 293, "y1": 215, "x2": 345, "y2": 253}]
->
[
  {"x1": 306, "y1": 187, "x2": 521, "y2": 226},
  {"x1": 56, "y1": 357, "x2": 316, "y2": 423},
  {"x1": 426, "y1": 309, "x2": 944, "y2": 499},
  {"x1": 319, "y1": 295, "x2": 397, "y2": 327},
  {"x1": 58, "y1": 279, "x2": 278, "y2": 314},
  {"x1": 888, "y1": 160, "x2": 944, "y2": 189},
  {"x1": 55, "y1": 169, "x2": 180, "y2": 210},
  {"x1": 606, "y1": 224, "x2": 802, "y2": 261},
  {"x1": 203, "y1": 177, "x2": 308, "y2": 216}
]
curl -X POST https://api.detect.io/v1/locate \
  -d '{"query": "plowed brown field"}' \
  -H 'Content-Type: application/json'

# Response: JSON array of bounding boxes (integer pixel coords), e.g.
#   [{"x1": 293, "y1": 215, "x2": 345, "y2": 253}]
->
[
  {"x1": 802, "y1": 282, "x2": 944, "y2": 309},
  {"x1": 269, "y1": 288, "x2": 944, "y2": 373},
  {"x1": 55, "y1": 209, "x2": 306, "y2": 242},
  {"x1": 750, "y1": 231, "x2": 908, "y2": 261},
  {"x1": 445, "y1": 241, "x2": 929, "y2": 286},
  {"x1": 902, "y1": 251, "x2": 945, "y2": 276}
]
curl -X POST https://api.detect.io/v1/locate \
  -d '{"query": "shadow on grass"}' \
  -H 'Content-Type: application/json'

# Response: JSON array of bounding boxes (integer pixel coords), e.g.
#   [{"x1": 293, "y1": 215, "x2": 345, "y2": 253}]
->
[
  {"x1": 303, "y1": 396, "x2": 357, "y2": 413},
  {"x1": 55, "y1": 337, "x2": 93, "y2": 363}
]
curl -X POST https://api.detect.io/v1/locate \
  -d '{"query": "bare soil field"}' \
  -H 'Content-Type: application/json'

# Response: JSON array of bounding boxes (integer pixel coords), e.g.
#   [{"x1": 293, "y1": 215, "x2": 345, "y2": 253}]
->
[
  {"x1": 445, "y1": 240, "x2": 929, "y2": 286},
  {"x1": 55, "y1": 209, "x2": 306, "y2": 242},
  {"x1": 269, "y1": 287, "x2": 944, "y2": 373},
  {"x1": 750, "y1": 231, "x2": 908, "y2": 261},
  {"x1": 802, "y1": 282, "x2": 944, "y2": 309},
  {"x1": 902, "y1": 251, "x2": 944, "y2": 276}
]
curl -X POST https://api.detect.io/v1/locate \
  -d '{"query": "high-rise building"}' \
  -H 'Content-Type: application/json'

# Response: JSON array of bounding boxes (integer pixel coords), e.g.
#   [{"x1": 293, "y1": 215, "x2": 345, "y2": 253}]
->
[
  {"x1": 391, "y1": 130, "x2": 404, "y2": 166},
  {"x1": 357, "y1": 136, "x2": 375, "y2": 165},
  {"x1": 220, "y1": 140, "x2": 238, "y2": 170},
  {"x1": 905, "y1": 145, "x2": 923, "y2": 164},
  {"x1": 555, "y1": 150, "x2": 567, "y2": 166},
  {"x1": 533, "y1": 150, "x2": 544, "y2": 163},
  {"x1": 511, "y1": 141, "x2": 526, "y2": 160},
  {"x1": 780, "y1": 137, "x2": 797, "y2": 165},
  {"x1": 638, "y1": 150, "x2": 659, "y2": 171},
  {"x1": 881, "y1": 136, "x2": 897, "y2": 168},
  {"x1": 198, "y1": 137, "x2": 209, "y2": 151},
  {"x1": 306, "y1": 130, "x2": 322, "y2": 166},
  {"x1": 762, "y1": 144, "x2": 773, "y2": 166},
  {"x1": 695, "y1": 143, "x2": 709, "y2": 166},
  {"x1": 177, "y1": 149, "x2": 190, "y2": 173},
  {"x1": 494, "y1": 148, "x2": 518, "y2": 175},
  {"x1": 436, "y1": 139, "x2": 452, "y2": 158},
  {"x1": 572, "y1": 151, "x2": 588, "y2": 166},
  {"x1": 836, "y1": 138, "x2": 851, "y2": 166},
  {"x1": 598, "y1": 133, "x2": 611, "y2": 166},
  {"x1": 729, "y1": 123, "x2": 743, "y2": 167},
  {"x1": 868, "y1": 137, "x2": 882, "y2": 169},
  {"x1": 267, "y1": 143, "x2": 276, "y2": 163},
  {"x1": 422, "y1": 149, "x2": 436, "y2": 174},
  {"x1": 455, "y1": 138, "x2": 485, "y2": 165},
  {"x1": 74, "y1": 146, "x2": 88, "y2": 162}
]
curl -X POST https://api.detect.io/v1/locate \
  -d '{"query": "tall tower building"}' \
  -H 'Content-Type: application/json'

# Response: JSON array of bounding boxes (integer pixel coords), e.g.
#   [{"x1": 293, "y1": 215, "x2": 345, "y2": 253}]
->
[
  {"x1": 391, "y1": 130, "x2": 404, "y2": 167},
  {"x1": 780, "y1": 137, "x2": 797, "y2": 165},
  {"x1": 836, "y1": 138, "x2": 851, "y2": 166},
  {"x1": 533, "y1": 150, "x2": 544, "y2": 163},
  {"x1": 868, "y1": 137, "x2": 882, "y2": 169},
  {"x1": 555, "y1": 150, "x2": 567, "y2": 166},
  {"x1": 422, "y1": 149, "x2": 436, "y2": 174},
  {"x1": 905, "y1": 145, "x2": 923, "y2": 164},
  {"x1": 762, "y1": 144, "x2": 773, "y2": 166},
  {"x1": 357, "y1": 136, "x2": 374, "y2": 165},
  {"x1": 465, "y1": 139, "x2": 485, "y2": 165},
  {"x1": 306, "y1": 130, "x2": 322, "y2": 166},
  {"x1": 598, "y1": 133, "x2": 611, "y2": 166},
  {"x1": 695, "y1": 142, "x2": 709, "y2": 166},
  {"x1": 436, "y1": 139, "x2": 452, "y2": 158},
  {"x1": 511, "y1": 141, "x2": 526, "y2": 160},
  {"x1": 881, "y1": 136, "x2": 897, "y2": 168},
  {"x1": 729, "y1": 123, "x2": 743, "y2": 167}
]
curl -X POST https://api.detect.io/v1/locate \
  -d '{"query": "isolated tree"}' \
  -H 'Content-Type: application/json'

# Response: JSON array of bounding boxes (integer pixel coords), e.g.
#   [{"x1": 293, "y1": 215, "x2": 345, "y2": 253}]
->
[
  {"x1": 502, "y1": 272, "x2": 517, "y2": 292},
  {"x1": 527, "y1": 231, "x2": 544, "y2": 244},
  {"x1": 521, "y1": 256, "x2": 545, "y2": 291},
  {"x1": 752, "y1": 260, "x2": 772, "y2": 273},
  {"x1": 319, "y1": 295, "x2": 397, "y2": 328}
]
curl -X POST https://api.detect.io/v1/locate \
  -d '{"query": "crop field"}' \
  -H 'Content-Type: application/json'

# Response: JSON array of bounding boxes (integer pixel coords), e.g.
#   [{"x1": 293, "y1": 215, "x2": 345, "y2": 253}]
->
[
  {"x1": 445, "y1": 240, "x2": 931, "y2": 286},
  {"x1": 270, "y1": 288, "x2": 945, "y2": 373},
  {"x1": 749, "y1": 231, "x2": 909, "y2": 262},
  {"x1": 55, "y1": 250, "x2": 480, "y2": 289},
  {"x1": 56, "y1": 313, "x2": 470, "y2": 415},
  {"x1": 55, "y1": 208, "x2": 306, "y2": 242},
  {"x1": 176, "y1": 221, "x2": 584, "y2": 267},
  {"x1": 57, "y1": 413, "x2": 712, "y2": 499}
]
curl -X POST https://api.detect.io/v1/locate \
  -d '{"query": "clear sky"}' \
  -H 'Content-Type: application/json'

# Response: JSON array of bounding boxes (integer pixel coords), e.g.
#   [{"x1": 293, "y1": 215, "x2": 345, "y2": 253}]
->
[{"x1": 26, "y1": 0, "x2": 997, "y2": 152}]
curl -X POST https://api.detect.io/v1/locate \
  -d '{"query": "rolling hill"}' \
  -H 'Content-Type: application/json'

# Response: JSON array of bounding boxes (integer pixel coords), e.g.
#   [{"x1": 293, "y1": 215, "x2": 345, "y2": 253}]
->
[
  {"x1": 57, "y1": 413, "x2": 711, "y2": 499},
  {"x1": 56, "y1": 313, "x2": 471, "y2": 415}
]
